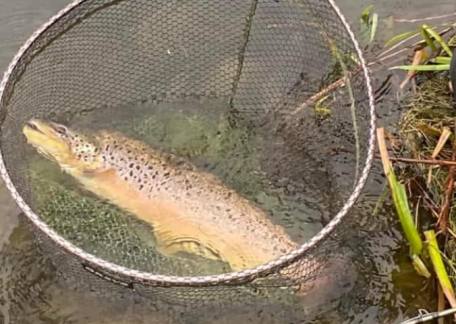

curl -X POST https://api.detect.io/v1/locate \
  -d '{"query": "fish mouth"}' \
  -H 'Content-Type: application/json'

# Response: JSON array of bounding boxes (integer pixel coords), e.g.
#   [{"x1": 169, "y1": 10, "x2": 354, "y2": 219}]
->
[{"x1": 22, "y1": 119, "x2": 69, "y2": 161}]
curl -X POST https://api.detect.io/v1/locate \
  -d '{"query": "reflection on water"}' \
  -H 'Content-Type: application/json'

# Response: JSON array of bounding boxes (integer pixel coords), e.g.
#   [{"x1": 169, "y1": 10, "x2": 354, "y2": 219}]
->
[{"x1": 0, "y1": 0, "x2": 456, "y2": 323}]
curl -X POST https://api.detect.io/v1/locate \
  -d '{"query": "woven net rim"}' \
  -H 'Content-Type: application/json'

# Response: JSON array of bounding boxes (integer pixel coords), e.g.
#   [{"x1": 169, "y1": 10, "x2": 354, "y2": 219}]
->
[{"x1": 0, "y1": 0, "x2": 376, "y2": 287}]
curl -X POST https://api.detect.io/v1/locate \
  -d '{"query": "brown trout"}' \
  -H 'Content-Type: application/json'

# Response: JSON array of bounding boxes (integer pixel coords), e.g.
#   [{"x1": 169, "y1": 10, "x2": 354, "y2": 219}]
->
[{"x1": 23, "y1": 119, "x2": 300, "y2": 272}]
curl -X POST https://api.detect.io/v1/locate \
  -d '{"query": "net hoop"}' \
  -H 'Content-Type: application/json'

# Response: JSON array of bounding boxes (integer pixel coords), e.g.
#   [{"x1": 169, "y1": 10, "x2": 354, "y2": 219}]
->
[{"x1": 0, "y1": 0, "x2": 376, "y2": 287}]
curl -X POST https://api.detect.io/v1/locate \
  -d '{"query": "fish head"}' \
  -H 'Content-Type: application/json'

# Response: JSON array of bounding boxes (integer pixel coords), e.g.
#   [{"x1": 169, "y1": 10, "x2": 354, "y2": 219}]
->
[{"x1": 23, "y1": 119, "x2": 104, "y2": 175}]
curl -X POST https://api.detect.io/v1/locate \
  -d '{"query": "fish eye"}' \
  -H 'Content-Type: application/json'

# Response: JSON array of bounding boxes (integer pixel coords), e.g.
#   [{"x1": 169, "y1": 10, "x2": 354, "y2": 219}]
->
[{"x1": 54, "y1": 125, "x2": 68, "y2": 136}]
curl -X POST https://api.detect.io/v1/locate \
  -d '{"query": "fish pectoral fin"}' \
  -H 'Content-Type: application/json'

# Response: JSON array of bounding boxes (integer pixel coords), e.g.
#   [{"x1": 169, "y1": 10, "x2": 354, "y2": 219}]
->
[
  {"x1": 81, "y1": 166, "x2": 114, "y2": 177},
  {"x1": 156, "y1": 237, "x2": 222, "y2": 262}
]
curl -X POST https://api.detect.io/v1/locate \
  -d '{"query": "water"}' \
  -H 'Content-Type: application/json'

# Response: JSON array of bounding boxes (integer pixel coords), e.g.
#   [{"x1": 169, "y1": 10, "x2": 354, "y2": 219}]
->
[{"x1": 0, "y1": 0, "x2": 456, "y2": 323}]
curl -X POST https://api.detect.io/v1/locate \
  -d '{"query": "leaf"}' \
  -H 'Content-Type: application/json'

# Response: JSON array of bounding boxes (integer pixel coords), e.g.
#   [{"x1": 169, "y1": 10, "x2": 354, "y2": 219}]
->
[
  {"x1": 390, "y1": 64, "x2": 450, "y2": 71},
  {"x1": 411, "y1": 254, "x2": 431, "y2": 278},
  {"x1": 420, "y1": 25, "x2": 437, "y2": 52},
  {"x1": 360, "y1": 5, "x2": 374, "y2": 24},
  {"x1": 369, "y1": 13, "x2": 379, "y2": 43},
  {"x1": 359, "y1": 4, "x2": 378, "y2": 44},
  {"x1": 393, "y1": 179, "x2": 423, "y2": 256},
  {"x1": 385, "y1": 31, "x2": 419, "y2": 48},
  {"x1": 422, "y1": 24, "x2": 453, "y2": 57},
  {"x1": 425, "y1": 230, "x2": 456, "y2": 309},
  {"x1": 377, "y1": 128, "x2": 424, "y2": 257},
  {"x1": 432, "y1": 56, "x2": 452, "y2": 64}
]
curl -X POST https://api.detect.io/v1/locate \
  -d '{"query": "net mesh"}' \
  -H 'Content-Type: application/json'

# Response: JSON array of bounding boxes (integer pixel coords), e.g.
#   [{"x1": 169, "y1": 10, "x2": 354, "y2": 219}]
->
[{"x1": 0, "y1": 0, "x2": 375, "y2": 303}]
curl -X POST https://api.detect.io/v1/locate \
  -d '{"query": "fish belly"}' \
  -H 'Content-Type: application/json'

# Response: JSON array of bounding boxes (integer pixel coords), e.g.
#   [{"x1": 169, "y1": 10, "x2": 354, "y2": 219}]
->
[{"x1": 76, "y1": 170, "x2": 275, "y2": 270}]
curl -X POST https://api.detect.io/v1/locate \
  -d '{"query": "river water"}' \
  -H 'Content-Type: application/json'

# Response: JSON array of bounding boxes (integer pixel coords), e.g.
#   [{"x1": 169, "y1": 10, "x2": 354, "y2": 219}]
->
[{"x1": 1, "y1": 1, "x2": 456, "y2": 323}]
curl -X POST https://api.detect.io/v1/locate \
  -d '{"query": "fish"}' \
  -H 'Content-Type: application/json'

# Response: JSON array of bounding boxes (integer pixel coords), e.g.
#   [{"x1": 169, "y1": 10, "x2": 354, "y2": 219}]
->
[{"x1": 22, "y1": 119, "x2": 304, "y2": 274}]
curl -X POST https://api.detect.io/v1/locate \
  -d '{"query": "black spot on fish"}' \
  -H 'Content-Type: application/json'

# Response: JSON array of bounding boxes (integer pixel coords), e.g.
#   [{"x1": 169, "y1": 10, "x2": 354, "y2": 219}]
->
[
  {"x1": 129, "y1": 171, "x2": 133, "y2": 177},
  {"x1": 129, "y1": 163, "x2": 134, "y2": 168},
  {"x1": 164, "y1": 172, "x2": 170, "y2": 177},
  {"x1": 139, "y1": 185, "x2": 144, "y2": 190}
]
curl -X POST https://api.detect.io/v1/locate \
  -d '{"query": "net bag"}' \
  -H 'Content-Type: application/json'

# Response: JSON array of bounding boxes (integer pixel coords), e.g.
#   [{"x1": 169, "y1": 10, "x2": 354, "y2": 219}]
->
[{"x1": 0, "y1": 0, "x2": 375, "y2": 303}]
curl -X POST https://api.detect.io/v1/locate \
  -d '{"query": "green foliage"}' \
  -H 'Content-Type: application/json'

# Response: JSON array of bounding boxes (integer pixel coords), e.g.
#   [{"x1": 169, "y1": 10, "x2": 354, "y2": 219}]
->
[
  {"x1": 389, "y1": 24, "x2": 454, "y2": 73},
  {"x1": 360, "y1": 4, "x2": 379, "y2": 45}
]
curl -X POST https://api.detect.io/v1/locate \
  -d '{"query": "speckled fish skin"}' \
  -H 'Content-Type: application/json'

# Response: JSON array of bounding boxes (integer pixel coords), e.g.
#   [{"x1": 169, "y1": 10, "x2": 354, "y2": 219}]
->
[
  {"x1": 23, "y1": 120, "x2": 299, "y2": 272},
  {"x1": 92, "y1": 130, "x2": 298, "y2": 270}
]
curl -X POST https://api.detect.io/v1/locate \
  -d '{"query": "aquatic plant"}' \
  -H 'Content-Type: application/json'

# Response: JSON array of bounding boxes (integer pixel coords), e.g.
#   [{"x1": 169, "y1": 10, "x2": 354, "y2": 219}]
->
[
  {"x1": 359, "y1": 5, "x2": 379, "y2": 46},
  {"x1": 425, "y1": 229, "x2": 456, "y2": 309},
  {"x1": 377, "y1": 128, "x2": 429, "y2": 278},
  {"x1": 390, "y1": 24, "x2": 454, "y2": 74},
  {"x1": 379, "y1": 46, "x2": 456, "y2": 312}
]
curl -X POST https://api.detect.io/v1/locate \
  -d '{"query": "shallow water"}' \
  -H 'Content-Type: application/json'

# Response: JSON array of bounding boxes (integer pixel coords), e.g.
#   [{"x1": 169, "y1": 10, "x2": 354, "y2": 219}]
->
[{"x1": 1, "y1": 0, "x2": 456, "y2": 323}]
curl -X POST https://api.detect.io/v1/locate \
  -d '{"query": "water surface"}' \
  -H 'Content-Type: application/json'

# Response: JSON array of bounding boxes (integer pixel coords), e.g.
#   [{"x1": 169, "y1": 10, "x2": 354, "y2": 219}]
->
[{"x1": 1, "y1": 0, "x2": 456, "y2": 323}]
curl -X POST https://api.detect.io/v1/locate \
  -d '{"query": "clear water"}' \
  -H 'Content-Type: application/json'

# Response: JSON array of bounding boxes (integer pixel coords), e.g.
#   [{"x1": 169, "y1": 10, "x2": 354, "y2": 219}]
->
[
  {"x1": 1, "y1": 0, "x2": 456, "y2": 323},
  {"x1": 25, "y1": 97, "x2": 326, "y2": 276}
]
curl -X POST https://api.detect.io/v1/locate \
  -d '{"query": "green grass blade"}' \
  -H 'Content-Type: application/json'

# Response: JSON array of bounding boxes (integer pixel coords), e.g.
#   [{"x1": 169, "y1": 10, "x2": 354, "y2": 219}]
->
[
  {"x1": 377, "y1": 128, "x2": 426, "y2": 274},
  {"x1": 390, "y1": 173, "x2": 423, "y2": 256},
  {"x1": 329, "y1": 41, "x2": 360, "y2": 184},
  {"x1": 369, "y1": 13, "x2": 378, "y2": 43},
  {"x1": 432, "y1": 56, "x2": 452, "y2": 64},
  {"x1": 390, "y1": 64, "x2": 450, "y2": 71},
  {"x1": 385, "y1": 31, "x2": 419, "y2": 48},
  {"x1": 425, "y1": 230, "x2": 456, "y2": 307},
  {"x1": 420, "y1": 25, "x2": 437, "y2": 52},
  {"x1": 411, "y1": 254, "x2": 431, "y2": 278},
  {"x1": 422, "y1": 24, "x2": 453, "y2": 57}
]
